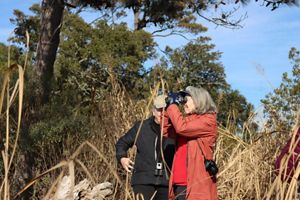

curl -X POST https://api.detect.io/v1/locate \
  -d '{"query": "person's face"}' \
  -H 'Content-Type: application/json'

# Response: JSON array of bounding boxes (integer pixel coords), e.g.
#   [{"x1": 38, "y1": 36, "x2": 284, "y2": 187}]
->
[
  {"x1": 153, "y1": 107, "x2": 163, "y2": 124},
  {"x1": 184, "y1": 96, "x2": 196, "y2": 114}
]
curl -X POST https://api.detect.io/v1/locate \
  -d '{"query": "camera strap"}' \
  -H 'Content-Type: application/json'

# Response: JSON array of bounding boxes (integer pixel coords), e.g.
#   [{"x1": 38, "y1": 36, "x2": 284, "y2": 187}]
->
[
  {"x1": 154, "y1": 136, "x2": 163, "y2": 163},
  {"x1": 152, "y1": 118, "x2": 163, "y2": 164},
  {"x1": 196, "y1": 140, "x2": 207, "y2": 160}
]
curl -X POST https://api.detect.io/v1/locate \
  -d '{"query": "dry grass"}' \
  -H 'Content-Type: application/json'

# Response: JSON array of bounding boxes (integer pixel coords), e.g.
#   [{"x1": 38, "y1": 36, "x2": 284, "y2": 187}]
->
[
  {"x1": 0, "y1": 41, "x2": 299, "y2": 199},
  {"x1": 217, "y1": 126, "x2": 299, "y2": 200},
  {"x1": 0, "y1": 32, "x2": 28, "y2": 200},
  {"x1": 7, "y1": 88, "x2": 300, "y2": 199}
]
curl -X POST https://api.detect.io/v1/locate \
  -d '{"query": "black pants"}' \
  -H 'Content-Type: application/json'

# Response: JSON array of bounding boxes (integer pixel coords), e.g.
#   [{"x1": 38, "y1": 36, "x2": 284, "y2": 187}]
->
[
  {"x1": 174, "y1": 185, "x2": 186, "y2": 200},
  {"x1": 133, "y1": 184, "x2": 168, "y2": 200}
]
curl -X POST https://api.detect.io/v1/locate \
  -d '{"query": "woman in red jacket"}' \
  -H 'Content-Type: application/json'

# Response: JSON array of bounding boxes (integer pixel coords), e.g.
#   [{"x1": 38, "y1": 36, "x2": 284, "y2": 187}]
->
[{"x1": 163, "y1": 86, "x2": 218, "y2": 200}]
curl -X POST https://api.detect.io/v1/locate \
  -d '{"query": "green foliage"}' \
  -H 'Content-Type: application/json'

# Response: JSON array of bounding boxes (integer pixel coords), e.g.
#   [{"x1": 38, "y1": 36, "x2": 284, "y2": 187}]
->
[
  {"x1": 165, "y1": 37, "x2": 227, "y2": 92},
  {"x1": 72, "y1": 0, "x2": 116, "y2": 9},
  {"x1": 29, "y1": 94, "x2": 90, "y2": 152},
  {"x1": 218, "y1": 89, "x2": 254, "y2": 129},
  {"x1": 8, "y1": 3, "x2": 254, "y2": 144},
  {"x1": 147, "y1": 37, "x2": 253, "y2": 127},
  {"x1": 3, "y1": 1, "x2": 299, "y2": 198},
  {"x1": 71, "y1": 0, "x2": 299, "y2": 33},
  {"x1": 9, "y1": 5, "x2": 156, "y2": 99},
  {"x1": 55, "y1": 12, "x2": 156, "y2": 101},
  {"x1": 9, "y1": 4, "x2": 41, "y2": 52},
  {"x1": 0, "y1": 43, "x2": 31, "y2": 89},
  {"x1": 125, "y1": 0, "x2": 208, "y2": 31},
  {"x1": 261, "y1": 47, "x2": 300, "y2": 131},
  {"x1": 71, "y1": 0, "x2": 208, "y2": 32},
  {"x1": 6, "y1": 9, "x2": 157, "y2": 173},
  {"x1": 0, "y1": 43, "x2": 23, "y2": 69}
]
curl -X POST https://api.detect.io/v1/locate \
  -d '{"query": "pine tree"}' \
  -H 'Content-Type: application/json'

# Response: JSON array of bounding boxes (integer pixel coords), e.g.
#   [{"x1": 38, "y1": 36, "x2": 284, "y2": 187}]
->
[{"x1": 262, "y1": 47, "x2": 300, "y2": 131}]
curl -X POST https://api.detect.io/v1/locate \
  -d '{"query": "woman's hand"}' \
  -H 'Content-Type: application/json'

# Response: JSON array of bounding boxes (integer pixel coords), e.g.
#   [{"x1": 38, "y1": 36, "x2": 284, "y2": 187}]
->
[{"x1": 120, "y1": 157, "x2": 134, "y2": 173}]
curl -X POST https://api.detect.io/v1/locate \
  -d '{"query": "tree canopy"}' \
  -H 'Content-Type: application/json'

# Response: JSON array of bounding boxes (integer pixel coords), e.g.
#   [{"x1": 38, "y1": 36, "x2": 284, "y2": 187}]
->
[
  {"x1": 2, "y1": 1, "x2": 298, "y2": 198},
  {"x1": 9, "y1": 4, "x2": 254, "y2": 128},
  {"x1": 262, "y1": 47, "x2": 300, "y2": 131}
]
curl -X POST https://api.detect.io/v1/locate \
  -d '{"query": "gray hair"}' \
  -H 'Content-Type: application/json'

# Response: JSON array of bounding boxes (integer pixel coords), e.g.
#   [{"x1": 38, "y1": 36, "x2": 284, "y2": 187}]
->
[{"x1": 185, "y1": 86, "x2": 217, "y2": 115}]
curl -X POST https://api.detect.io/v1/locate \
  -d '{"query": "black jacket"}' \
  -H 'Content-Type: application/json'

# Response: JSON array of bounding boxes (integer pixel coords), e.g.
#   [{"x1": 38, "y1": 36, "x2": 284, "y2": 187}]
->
[{"x1": 116, "y1": 117, "x2": 175, "y2": 186}]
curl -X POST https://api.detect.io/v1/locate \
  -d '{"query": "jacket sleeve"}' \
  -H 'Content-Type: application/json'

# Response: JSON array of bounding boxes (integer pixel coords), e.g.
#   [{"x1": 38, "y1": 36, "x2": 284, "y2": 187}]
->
[
  {"x1": 166, "y1": 104, "x2": 217, "y2": 138},
  {"x1": 115, "y1": 122, "x2": 139, "y2": 162},
  {"x1": 162, "y1": 110, "x2": 177, "y2": 139}
]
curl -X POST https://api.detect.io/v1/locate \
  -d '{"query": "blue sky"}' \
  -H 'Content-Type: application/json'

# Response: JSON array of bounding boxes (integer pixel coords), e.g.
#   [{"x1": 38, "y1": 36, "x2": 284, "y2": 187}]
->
[
  {"x1": 201, "y1": 4, "x2": 300, "y2": 110},
  {"x1": 1, "y1": 1, "x2": 299, "y2": 109}
]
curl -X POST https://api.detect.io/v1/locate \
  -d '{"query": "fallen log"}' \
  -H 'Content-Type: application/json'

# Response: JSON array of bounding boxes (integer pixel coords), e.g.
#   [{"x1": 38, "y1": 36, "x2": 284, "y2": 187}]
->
[{"x1": 50, "y1": 176, "x2": 113, "y2": 200}]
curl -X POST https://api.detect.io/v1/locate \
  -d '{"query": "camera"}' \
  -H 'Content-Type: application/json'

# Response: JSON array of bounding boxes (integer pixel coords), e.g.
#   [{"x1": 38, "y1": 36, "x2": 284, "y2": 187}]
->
[
  {"x1": 154, "y1": 162, "x2": 163, "y2": 176},
  {"x1": 156, "y1": 162, "x2": 162, "y2": 170},
  {"x1": 204, "y1": 159, "x2": 218, "y2": 176}
]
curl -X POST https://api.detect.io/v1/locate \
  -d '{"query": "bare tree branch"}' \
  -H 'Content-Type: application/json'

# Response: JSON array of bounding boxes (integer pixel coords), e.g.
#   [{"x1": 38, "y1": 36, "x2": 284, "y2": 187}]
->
[
  {"x1": 151, "y1": 28, "x2": 169, "y2": 35},
  {"x1": 153, "y1": 30, "x2": 190, "y2": 40},
  {"x1": 197, "y1": 9, "x2": 247, "y2": 29},
  {"x1": 87, "y1": 5, "x2": 125, "y2": 26}
]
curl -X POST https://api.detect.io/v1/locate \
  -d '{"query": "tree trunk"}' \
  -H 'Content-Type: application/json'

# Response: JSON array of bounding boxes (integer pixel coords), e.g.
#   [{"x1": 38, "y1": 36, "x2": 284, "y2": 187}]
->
[
  {"x1": 35, "y1": 0, "x2": 64, "y2": 104},
  {"x1": 12, "y1": 0, "x2": 65, "y2": 198}
]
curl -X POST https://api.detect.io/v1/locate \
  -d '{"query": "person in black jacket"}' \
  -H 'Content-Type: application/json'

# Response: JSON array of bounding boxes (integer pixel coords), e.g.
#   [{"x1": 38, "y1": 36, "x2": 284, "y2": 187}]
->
[{"x1": 116, "y1": 95, "x2": 175, "y2": 200}]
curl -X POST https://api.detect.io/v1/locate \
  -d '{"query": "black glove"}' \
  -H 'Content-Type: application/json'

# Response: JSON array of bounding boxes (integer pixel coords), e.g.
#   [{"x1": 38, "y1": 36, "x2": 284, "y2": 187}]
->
[{"x1": 166, "y1": 92, "x2": 185, "y2": 106}]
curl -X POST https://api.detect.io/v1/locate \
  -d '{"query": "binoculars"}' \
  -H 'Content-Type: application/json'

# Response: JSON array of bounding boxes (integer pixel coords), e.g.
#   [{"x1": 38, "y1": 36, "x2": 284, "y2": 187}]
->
[{"x1": 166, "y1": 91, "x2": 190, "y2": 106}]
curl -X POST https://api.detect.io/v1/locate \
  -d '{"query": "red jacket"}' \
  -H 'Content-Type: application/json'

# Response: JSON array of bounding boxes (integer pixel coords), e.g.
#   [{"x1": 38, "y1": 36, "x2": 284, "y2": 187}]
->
[{"x1": 163, "y1": 104, "x2": 218, "y2": 200}]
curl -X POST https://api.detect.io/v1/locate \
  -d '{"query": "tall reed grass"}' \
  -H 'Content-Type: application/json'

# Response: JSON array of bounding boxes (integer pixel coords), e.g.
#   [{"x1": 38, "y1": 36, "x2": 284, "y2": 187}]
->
[{"x1": 0, "y1": 40, "x2": 299, "y2": 199}]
